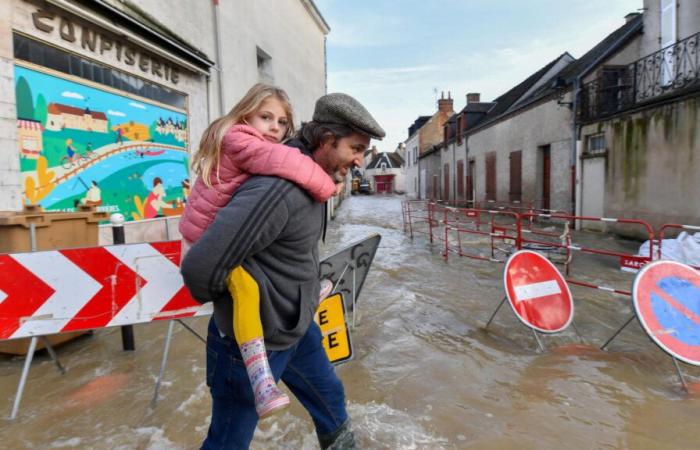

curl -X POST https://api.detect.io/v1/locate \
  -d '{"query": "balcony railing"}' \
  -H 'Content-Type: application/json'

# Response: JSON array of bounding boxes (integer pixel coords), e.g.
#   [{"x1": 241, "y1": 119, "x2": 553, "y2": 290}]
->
[{"x1": 579, "y1": 31, "x2": 699, "y2": 122}]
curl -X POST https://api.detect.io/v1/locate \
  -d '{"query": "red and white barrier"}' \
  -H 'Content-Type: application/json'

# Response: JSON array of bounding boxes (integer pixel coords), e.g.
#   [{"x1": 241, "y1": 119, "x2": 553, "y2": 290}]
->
[{"x1": 0, "y1": 241, "x2": 210, "y2": 342}]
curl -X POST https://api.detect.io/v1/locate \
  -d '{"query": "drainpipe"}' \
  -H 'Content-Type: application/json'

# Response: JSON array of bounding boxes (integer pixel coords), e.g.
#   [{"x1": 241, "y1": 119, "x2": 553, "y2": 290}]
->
[
  {"x1": 571, "y1": 77, "x2": 579, "y2": 218},
  {"x1": 212, "y1": 0, "x2": 226, "y2": 116},
  {"x1": 452, "y1": 138, "x2": 457, "y2": 206}
]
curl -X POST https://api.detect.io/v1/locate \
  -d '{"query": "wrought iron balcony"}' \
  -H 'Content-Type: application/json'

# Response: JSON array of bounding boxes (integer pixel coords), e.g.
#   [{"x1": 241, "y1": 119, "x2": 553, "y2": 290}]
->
[{"x1": 579, "y1": 31, "x2": 699, "y2": 122}]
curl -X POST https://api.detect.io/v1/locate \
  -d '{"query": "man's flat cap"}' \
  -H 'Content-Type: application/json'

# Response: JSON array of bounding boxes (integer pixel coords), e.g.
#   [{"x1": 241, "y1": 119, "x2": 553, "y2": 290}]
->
[{"x1": 313, "y1": 93, "x2": 385, "y2": 140}]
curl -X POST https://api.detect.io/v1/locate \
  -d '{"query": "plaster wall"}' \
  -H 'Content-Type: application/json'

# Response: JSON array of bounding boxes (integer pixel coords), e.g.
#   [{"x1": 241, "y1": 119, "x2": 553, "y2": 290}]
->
[
  {"x1": 418, "y1": 151, "x2": 443, "y2": 200},
  {"x1": 215, "y1": 0, "x2": 326, "y2": 123},
  {"x1": 589, "y1": 97, "x2": 700, "y2": 233},
  {"x1": 404, "y1": 132, "x2": 419, "y2": 198},
  {"x1": 467, "y1": 99, "x2": 573, "y2": 211}
]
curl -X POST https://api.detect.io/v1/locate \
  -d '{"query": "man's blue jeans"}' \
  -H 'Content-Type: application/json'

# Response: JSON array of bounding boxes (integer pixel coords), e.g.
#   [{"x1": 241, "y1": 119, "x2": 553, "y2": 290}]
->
[{"x1": 201, "y1": 317, "x2": 349, "y2": 449}]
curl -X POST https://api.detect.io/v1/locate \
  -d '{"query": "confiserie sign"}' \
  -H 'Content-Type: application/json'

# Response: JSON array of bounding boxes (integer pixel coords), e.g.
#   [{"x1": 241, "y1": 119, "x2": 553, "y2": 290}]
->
[{"x1": 31, "y1": 8, "x2": 181, "y2": 84}]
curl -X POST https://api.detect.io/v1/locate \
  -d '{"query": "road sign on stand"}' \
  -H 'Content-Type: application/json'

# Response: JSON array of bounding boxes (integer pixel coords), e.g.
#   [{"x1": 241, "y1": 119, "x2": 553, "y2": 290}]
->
[
  {"x1": 503, "y1": 250, "x2": 574, "y2": 333},
  {"x1": 314, "y1": 293, "x2": 352, "y2": 364},
  {"x1": 633, "y1": 260, "x2": 700, "y2": 366}
]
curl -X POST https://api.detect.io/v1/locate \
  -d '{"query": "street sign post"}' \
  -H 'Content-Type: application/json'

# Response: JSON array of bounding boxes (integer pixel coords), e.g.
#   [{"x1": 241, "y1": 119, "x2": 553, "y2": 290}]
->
[
  {"x1": 633, "y1": 260, "x2": 700, "y2": 366},
  {"x1": 485, "y1": 250, "x2": 574, "y2": 351}
]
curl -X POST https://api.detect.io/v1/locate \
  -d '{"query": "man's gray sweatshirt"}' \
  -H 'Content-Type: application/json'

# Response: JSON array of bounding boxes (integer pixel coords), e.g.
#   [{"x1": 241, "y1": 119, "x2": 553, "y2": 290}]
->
[{"x1": 180, "y1": 175, "x2": 324, "y2": 351}]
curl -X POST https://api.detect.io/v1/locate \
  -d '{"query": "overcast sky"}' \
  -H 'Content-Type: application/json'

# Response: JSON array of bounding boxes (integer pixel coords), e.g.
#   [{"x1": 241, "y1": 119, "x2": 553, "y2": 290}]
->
[{"x1": 314, "y1": 0, "x2": 643, "y2": 151}]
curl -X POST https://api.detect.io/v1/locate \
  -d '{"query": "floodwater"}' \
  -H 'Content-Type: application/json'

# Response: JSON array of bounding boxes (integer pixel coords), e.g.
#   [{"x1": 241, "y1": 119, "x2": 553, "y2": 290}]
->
[{"x1": 1, "y1": 195, "x2": 699, "y2": 449}]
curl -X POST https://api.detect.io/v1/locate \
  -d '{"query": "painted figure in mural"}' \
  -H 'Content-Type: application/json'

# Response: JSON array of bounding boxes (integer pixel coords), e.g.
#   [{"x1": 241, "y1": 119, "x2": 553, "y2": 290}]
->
[
  {"x1": 181, "y1": 91, "x2": 385, "y2": 449},
  {"x1": 85, "y1": 142, "x2": 96, "y2": 158},
  {"x1": 65, "y1": 138, "x2": 78, "y2": 164},
  {"x1": 179, "y1": 83, "x2": 337, "y2": 422},
  {"x1": 143, "y1": 177, "x2": 172, "y2": 218},
  {"x1": 115, "y1": 127, "x2": 124, "y2": 145},
  {"x1": 181, "y1": 178, "x2": 190, "y2": 201},
  {"x1": 80, "y1": 180, "x2": 101, "y2": 206}
]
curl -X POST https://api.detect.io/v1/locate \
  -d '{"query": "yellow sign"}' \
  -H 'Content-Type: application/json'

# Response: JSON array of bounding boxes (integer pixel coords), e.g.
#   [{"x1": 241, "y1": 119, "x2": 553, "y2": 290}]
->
[{"x1": 314, "y1": 293, "x2": 353, "y2": 364}]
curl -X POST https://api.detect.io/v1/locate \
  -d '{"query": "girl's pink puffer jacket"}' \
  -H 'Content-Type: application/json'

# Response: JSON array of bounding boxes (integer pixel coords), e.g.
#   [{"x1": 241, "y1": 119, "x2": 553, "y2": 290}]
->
[{"x1": 179, "y1": 124, "x2": 336, "y2": 244}]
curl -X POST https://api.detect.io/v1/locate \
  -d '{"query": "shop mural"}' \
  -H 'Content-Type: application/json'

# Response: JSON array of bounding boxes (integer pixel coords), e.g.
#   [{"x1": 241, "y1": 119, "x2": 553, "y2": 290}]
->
[{"x1": 14, "y1": 64, "x2": 190, "y2": 221}]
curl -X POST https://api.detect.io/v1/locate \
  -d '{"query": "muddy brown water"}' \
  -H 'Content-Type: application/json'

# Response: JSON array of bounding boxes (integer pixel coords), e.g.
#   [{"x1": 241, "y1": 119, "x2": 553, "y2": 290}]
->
[{"x1": 1, "y1": 195, "x2": 698, "y2": 449}]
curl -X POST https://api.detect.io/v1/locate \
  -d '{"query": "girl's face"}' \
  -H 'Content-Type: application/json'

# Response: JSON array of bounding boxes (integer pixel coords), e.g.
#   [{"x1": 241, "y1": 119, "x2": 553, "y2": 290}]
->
[{"x1": 247, "y1": 97, "x2": 290, "y2": 143}]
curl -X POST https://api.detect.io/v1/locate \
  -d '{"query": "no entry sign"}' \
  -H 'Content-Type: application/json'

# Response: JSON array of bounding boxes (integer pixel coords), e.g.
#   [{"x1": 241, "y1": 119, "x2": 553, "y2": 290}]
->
[
  {"x1": 633, "y1": 260, "x2": 700, "y2": 366},
  {"x1": 504, "y1": 250, "x2": 574, "y2": 333}
]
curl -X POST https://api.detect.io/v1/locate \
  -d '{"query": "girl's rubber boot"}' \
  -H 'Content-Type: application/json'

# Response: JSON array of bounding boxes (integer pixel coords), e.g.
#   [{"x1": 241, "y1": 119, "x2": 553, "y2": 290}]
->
[{"x1": 240, "y1": 337, "x2": 290, "y2": 418}]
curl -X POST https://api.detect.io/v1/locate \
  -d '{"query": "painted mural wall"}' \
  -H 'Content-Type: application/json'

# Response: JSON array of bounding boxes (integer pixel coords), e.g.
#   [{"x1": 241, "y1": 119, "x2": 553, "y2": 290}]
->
[{"x1": 15, "y1": 63, "x2": 190, "y2": 221}]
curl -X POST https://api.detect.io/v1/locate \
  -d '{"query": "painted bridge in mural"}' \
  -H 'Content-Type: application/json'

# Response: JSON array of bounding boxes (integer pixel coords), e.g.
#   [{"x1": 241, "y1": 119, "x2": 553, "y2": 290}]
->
[{"x1": 24, "y1": 142, "x2": 188, "y2": 197}]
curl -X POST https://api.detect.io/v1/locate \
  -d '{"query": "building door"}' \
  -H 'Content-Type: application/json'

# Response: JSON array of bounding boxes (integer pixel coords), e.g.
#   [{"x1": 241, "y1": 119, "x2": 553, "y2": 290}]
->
[
  {"x1": 420, "y1": 169, "x2": 426, "y2": 199},
  {"x1": 432, "y1": 175, "x2": 439, "y2": 200},
  {"x1": 456, "y1": 159, "x2": 464, "y2": 204},
  {"x1": 485, "y1": 152, "x2": 496, "y2": 202},
  {"x1": 374, "y1": 175, "x2": 394, "y2": 194},
  {"x1": 509, "y1": 150, "x2": 522, "y2": 203},
  {"x1": 541, "y1": 145, "x2": 551, "y2": 210},
  {"x1": 580, "y1": 156, "x2": 606, "y2": 231},
  {"x1": 443, "y1": 163, "x2": 450, "y2": 202}
]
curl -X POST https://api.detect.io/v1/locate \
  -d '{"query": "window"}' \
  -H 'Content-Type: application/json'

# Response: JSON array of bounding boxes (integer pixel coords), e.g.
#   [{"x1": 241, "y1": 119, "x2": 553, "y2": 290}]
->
[
  {"x1": 660, "y1": 0, "x2": 677, "y2": 86},
  {"x1": 257, "y1": 46, "x2": 273, "y2": 83},
  {"x1": 13, "y1": 34, "x2": 186, "y2": 109},
  {"x1": 586, "y1": 133, "x2": 606, "y2": 155}
]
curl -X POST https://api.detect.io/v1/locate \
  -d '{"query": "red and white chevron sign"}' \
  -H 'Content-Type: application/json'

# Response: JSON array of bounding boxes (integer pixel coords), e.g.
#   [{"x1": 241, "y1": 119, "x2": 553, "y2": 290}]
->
[{"x1": 0, "y1": 241, "x2": 211, "y2": 341}]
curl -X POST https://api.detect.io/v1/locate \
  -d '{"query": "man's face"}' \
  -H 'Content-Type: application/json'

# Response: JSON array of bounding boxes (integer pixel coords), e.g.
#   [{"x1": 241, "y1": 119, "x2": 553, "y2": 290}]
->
[{"x1": 315, "y1": 132, "x2": 370, "y2": 179}]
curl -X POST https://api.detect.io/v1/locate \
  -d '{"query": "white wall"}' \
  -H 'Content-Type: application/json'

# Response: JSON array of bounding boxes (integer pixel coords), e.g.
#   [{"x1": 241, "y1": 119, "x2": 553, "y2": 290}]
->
[{"x1": 404, "y1": 132, "x2": 419, "y2": 198}]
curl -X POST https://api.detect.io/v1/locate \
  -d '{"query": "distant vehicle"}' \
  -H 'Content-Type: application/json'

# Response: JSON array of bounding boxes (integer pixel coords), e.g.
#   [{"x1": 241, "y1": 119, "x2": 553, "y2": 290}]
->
[
  {"x1": 358, "y1": 179, "x2": 372, "y2": 195},
  {"x1": 351, "y1": 178, "x2": 360, "y2": 195}
]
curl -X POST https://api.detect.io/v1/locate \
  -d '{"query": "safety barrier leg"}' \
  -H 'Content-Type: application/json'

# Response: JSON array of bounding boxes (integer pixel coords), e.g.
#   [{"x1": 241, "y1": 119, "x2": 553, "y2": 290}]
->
[
  {"x1": 41, "y1": 336, "x2": 66, "y2": 374},
  {"x1": 672, "y1": 358, "x2": 688, "y2": 392},
  {"x1": 531, "y1": 329, "x2": 546, "y2": 353},
  {"x1": 10, "y1": 337, "x2": 38, "y2": 420},
  {"x1": 484, "y1": 296, "x2": 507, "y2": 329},
  {"x1": 152, "y1": 321, "x2": 175, "y2": 407},
  {"x1": 600, "y1": 314, "x2": 635, "y2": 350},
  {"x1": 152, "y1": 319, "x2": 206, "y2": 407}
]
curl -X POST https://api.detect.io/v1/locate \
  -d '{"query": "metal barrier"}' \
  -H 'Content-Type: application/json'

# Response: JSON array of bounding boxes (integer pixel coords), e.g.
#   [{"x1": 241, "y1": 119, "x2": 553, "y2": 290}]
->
[
  {"x1": 446, "y1": 207, "x2": 521, "y2": 263},
  {"x1": 519, "y1": 213, "x2": 654, "y2": 296},
  {"x1": 401, "y1": 200, "x2": 435, "y2": 241}
]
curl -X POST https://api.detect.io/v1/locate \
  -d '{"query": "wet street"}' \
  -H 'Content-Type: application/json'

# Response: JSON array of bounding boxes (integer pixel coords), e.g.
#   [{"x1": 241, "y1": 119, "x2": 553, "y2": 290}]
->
[{"x1": 1, "y1": 195, "x2": 699, "y2": 449}]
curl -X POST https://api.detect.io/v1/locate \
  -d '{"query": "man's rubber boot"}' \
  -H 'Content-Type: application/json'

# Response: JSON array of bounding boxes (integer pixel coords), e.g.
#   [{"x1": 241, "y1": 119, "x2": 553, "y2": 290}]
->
[{"x1": 318, "y1": 419, "x2": 357, "y2": 449}]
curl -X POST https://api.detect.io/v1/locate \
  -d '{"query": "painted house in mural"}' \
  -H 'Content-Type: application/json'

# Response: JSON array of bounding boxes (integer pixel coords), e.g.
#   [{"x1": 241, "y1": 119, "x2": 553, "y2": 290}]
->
[
  {"x1": 46, "y1": 103, "x2": 109, "y2": 132},
  {"x1": 156, "y1": 117, "x2": 187, "y2": 142},
  {"x1": 17, "y1": 118, "x2": 43, "y2": 159}
]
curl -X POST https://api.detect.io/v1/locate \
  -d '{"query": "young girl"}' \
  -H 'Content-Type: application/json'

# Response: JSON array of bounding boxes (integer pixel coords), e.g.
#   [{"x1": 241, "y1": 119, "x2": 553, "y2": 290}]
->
[{"x1": 179, "y1": 84, "x2": 336, "y2": 418}]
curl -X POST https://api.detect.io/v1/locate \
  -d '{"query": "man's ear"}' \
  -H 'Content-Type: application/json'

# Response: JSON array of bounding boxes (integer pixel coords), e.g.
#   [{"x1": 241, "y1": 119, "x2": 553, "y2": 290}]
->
[{"x1": 320, "y1": 134, "x2": 336, "y2": 149}]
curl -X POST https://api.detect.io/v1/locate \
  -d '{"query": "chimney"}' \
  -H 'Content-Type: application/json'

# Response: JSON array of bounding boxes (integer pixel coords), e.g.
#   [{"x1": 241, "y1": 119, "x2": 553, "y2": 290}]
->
[
  {"x1": 466, "y1": 93, "x2": 481, "y2": 104},
  {"x1": 437, "y1": 91, "x2": 453, "y2": 113},
  {"x1": 625, "y1": 12, "x2": 640, "y2": 23},
  {"x1": 371, "y1": 145, "x2": 378, "y2": 157}
]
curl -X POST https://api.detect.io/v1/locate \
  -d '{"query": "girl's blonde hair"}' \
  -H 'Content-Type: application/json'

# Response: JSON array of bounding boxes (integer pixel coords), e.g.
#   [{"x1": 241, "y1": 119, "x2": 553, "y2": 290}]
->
[{"x1": 192, "y1": 83, "x2": 295, "y2": 187}]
